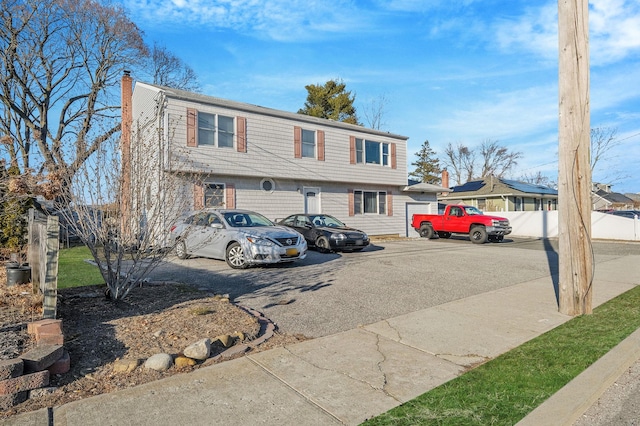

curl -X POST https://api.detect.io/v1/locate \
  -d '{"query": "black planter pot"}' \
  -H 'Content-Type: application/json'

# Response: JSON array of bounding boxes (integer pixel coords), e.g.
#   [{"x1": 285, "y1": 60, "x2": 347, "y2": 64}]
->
[{"x1": 6, "y1": 266, "x2": 31, "y2": 287}]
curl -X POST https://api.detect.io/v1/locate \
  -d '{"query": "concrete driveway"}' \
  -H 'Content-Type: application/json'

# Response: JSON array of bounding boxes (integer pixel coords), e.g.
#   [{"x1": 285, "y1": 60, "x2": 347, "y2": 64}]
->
[{"x1": 149, "y1": 237, "x2": 640, "y2": 338}]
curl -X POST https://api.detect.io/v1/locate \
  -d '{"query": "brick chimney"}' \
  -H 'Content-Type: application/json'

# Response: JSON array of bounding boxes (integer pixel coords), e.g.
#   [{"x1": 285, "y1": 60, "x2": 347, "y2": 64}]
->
[
  {"x1": 442, "y1": 169, "x2": 449, "y2": 189},
  {"x1": 120, "y1": 71, "x2": 133, "y2": 241}
]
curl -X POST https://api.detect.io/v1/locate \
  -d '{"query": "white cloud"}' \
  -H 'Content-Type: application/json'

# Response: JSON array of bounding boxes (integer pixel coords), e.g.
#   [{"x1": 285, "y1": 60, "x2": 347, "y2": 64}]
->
[
  {"x1": 123, "y1": 0, "x2": 371, "y2": 41},
  {"x1": 492, "y1": 1, "x2": 640, "y2": 66}
]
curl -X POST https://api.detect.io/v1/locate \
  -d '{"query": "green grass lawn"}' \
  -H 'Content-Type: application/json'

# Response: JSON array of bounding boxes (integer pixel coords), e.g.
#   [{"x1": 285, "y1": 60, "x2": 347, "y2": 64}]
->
[
  {"x1": 57, "y1": 246, "x2": 104, "y2": 289},
  {"x1": 363, "y1": 285, "x2": 640, "y2": 425}
]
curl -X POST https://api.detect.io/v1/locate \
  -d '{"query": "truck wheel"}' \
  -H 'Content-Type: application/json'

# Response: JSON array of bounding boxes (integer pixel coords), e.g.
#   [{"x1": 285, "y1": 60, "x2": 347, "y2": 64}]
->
[
  {"x1": 419, "y1": 225, "x2": 434, "y2": 239},
  {"x1": 437, "y1": 232, "x2": 452, "y2": 239},
  {"x1": 470, "y1": 226, "x2": 488, "y2": 244}
]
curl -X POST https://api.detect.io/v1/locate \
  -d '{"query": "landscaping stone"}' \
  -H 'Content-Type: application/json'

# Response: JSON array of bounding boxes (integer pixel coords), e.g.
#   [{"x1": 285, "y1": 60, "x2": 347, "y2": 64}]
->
[
  {"x1": 0, "y1": 391, "x2": 28, "y2": 411},
  {"x1": 0, "y1": 370, "x2": 50, "y2": 395},
  {"x1": 20, "y1": 344, "x2": 63, "y2": 373},
  {"x1": 183, "y1": 338, "x2": 211, "y2": 360},
  {"x1": 174, "y1": 356, "x2": 197, "y2": 368},
  {"x1": 214, "y1": 334, "x2": 233, "y2": 348},
  {"x1": 0, "y1": 359, "x2": 24, "y2": 381},
  {"x1": 28, "y1": 319, "x2": 62, "y2": 336},
  {"x1": 47, "y1": 350, "x2": 70, "y2": 374},
  {"x1": 112, "y1": 359, "x2": 140, "y2": 373},
  {"x1": 29, "y1": 386, "x2": 57, "y2": 398},
  {"x1": 143, "y1": 354, "x2": 173, "y2": 371}
]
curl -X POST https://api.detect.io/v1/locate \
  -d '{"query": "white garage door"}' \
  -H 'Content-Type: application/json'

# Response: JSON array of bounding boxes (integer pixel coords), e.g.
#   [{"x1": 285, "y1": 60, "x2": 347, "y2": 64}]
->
[{"x1": 405, "y1": 203, "x2": 432, "y2": 237}]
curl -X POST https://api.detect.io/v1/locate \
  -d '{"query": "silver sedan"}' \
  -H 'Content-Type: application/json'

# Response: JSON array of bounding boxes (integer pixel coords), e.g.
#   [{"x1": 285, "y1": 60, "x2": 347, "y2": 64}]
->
[{"x1": 169, "y1": 209, "x2": 307, "y2": 269}]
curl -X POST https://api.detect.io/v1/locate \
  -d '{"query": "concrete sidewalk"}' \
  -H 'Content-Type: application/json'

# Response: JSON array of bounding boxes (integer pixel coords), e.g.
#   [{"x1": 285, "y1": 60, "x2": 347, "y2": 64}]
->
[{"x1": 3, "y1": 255, "x2": 639, "y2": 426}]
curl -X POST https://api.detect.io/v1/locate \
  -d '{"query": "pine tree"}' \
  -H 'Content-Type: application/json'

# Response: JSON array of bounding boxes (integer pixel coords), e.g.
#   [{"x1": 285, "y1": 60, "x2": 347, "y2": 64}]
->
[
  {"x1": 409, "y1": 140, "x2": 442, "y2": 184},
  {"x1": 298, "y1": 79, "x2": 359, "y2": 125}
]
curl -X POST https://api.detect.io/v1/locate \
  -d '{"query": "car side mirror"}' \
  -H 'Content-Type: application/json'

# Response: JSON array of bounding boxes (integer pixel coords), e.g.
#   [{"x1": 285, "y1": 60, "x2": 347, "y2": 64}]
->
[
  {"x1": 304, "y1": 223, "x2": 313, "y2": 228},
  {"x1": 210, "y1": 223, "x2": 223, "y2": 229}
]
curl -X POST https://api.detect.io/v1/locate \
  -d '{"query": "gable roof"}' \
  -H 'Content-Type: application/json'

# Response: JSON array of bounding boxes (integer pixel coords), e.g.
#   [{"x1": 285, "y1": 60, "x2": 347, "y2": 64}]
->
[
  {"x1": 448, "y1": 177, "x2": 557, "y2": 196},
  {"x1": 594, "y1": 189, "x2": 634, "y2": 204},
  {"x1": 403, "y1": 182, "x2": 452, "y2": 193},
  {"x1": 134, "y1": 81, "x2": 408, "y2": 141}
]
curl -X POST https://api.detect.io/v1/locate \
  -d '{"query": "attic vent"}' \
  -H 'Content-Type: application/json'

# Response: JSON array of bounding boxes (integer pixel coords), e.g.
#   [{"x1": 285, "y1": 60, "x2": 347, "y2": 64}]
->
[{"x1": 260, "y1": 178, "x2": 274, "y2": 193}]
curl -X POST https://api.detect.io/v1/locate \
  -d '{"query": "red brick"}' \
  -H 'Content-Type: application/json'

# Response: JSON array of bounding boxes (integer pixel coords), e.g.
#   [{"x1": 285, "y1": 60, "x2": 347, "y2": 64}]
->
[
  {"x1": 20, "y1": 345, "x2": 63, "y2": 373},
  {"x1": 36, "y1": 332, "x2": 64, "y2": 345},
  {"x1": 0, "y1": 359, "x2": 23, "y2": 381},
  {"x1": 47, "y1": 350, "x2": 70, "y2": 375},
  {"x1": 27, "y1": 319, "x2": 61, "y2": 335},
  {"x1": 0, "y1": 370, "x2": 49, "y2": 395}
]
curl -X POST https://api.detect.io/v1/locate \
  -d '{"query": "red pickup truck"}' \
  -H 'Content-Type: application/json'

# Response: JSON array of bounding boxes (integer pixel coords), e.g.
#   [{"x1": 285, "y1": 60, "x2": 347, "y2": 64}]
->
[{"x1": 412, "y1": 204, "x2": 512, "y2": 244}]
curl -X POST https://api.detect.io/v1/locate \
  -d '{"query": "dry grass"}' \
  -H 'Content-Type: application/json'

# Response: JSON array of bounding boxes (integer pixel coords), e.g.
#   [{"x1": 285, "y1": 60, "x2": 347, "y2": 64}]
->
[{"x1": 0, "y1": 269, "x2": 44, "y2": 326}]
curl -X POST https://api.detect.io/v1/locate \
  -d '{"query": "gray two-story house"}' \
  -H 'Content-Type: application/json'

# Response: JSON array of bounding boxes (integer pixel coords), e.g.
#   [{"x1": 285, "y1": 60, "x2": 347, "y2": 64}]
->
[{"x1": 121, "y1": 74, "x2": 448, "y2": 239}]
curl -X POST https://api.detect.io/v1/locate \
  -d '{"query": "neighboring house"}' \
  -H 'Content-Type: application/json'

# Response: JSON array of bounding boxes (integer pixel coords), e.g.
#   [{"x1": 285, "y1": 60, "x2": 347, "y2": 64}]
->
[
  {"x1": 121, "y1": 74, "x2": 450, "y2": 239},
  {"x1": 591, "y1": 183, "x2": 636, "y2": 211},
  {"x1": 438, "y1": 176, "x2": 558, "y2": 212}
]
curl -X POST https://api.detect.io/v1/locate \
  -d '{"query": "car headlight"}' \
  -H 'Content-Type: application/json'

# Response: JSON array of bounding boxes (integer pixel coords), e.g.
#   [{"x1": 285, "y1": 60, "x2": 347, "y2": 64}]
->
[
  {"x1": 245, "y1": 236, "x2": 275, "y2": 247},
  {"x1": 362, "y1": 233, "x2": 369, "y2": 240},
  {"x1": 330, "y1": 233, "x2": 346, "y2": 240}
]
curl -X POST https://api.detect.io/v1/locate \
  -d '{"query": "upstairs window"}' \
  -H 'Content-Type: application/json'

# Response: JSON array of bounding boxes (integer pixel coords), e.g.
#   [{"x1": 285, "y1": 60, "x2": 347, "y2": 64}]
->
[
  {"x1": 301, "y1": 129, "x2": 316, "y2": 158},
  {"x1": 353, "y1": 138, "x2": 393, "y2": 167},
  {"x1": 189, "y1": 109, "x2": 236, "y2": 148}
]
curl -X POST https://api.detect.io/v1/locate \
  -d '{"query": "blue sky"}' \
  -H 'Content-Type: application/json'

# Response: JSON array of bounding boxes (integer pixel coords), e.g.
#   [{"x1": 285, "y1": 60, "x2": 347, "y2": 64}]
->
[{"x1": 121, "y1": 0, "x2": 640, "y2": 193}]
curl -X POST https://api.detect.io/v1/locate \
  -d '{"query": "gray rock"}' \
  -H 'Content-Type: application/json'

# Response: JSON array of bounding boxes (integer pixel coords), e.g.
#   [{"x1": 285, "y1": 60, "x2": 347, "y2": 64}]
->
[
  {"x1": 143, "y1": 353, "x2": 173, "y2": 371},
  {"x1": 183, "y1": 338, "x2": 211, "y2": 360}
]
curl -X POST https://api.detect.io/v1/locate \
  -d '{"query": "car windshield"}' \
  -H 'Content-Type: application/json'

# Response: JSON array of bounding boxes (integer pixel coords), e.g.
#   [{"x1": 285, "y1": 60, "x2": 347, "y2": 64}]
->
[
  {"x1": 223, "y1": 211, "x2": 274, "y2": 227},
  {"x1": 308, "y1": 215, "x2": 345, "y2": 228},
  {"x1": 464, "y1": 206, "x2": 484, "y2": 216}
]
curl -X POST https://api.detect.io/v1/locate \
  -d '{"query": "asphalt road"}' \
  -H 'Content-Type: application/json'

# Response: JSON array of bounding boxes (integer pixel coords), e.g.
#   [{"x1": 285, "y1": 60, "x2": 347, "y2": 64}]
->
[{"x1": 149, "y1": 236, "x2": 640, "y2": 338}]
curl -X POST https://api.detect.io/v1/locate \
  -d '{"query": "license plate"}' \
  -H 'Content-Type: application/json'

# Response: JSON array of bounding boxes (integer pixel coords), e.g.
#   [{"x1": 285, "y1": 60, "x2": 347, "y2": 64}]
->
[
  {"x1": 286, "y1": 248, "x2": 298, "y2": 256},
  {"x1": 356, "y1": 240, "x2": 363, "y2": 245}
]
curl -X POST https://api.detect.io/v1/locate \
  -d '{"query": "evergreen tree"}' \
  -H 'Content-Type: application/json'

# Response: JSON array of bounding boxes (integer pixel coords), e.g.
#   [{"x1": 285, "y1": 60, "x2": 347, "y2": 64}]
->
[
  {"x1": 409, "y1": 140, "x2": 442, "y2": 184},
  {"x1": 298, "y1": 79, "x2": 359, "y2": 125}
]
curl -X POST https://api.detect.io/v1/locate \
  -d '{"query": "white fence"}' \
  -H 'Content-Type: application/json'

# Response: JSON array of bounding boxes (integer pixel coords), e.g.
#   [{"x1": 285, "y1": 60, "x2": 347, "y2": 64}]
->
[{"x1": 499, "y1": 211, "x2": 640, "y2": 241}]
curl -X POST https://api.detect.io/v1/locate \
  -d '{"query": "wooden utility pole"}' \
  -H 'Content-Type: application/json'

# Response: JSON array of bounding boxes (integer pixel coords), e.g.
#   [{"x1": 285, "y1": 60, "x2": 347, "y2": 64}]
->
[{"x1": 557, "y1": 0, "x2": 593, "y2": 315}]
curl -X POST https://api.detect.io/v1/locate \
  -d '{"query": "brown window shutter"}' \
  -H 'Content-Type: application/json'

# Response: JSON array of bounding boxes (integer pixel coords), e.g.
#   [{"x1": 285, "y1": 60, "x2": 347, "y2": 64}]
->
[
  {"x1": 349, "y1": 136, "x2": 356, "y2": 164},
  {"x1": 187, "y1": 108, "x2": 197, "y2": 147},
  {"x1": 193, "y1": 182, "x2": 204, "y2": 209},
  {"x1": 348, "y1": 189, "x2": 355, "y2": 216},
  {"x1": 317, "y1": 130, "x2": 325, "y2": 161},
  {"x1": 387, "y1": 192, "x2": 393, "y2": 216},
  {"x1": 236, "y1": 116, "x2": 247, "y2": 152},
  {"x1": 294, "y1": 126, "x2": 302, "y2": 158},
  {"x1": 225, "y1": 184, "x2": 236, "y2": 209},
  {"x1": 391, "y1": 143, "x2": 397, "y2": 169}
]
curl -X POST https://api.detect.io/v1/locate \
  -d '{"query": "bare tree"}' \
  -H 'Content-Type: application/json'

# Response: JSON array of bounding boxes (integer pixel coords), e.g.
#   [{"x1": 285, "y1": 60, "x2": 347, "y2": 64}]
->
[
  {"x1": 149, "y1": 43, "x2": 200, "y2": 92},
  {"x1": 479, "y1": 139, "x2": 522, "y2": 178},
  {"x1": 518, "y1": 171, "x2": 557, "y2": 188},
  {"x1": 52, "y1": 115, "x2": 200, "y2": 300},
  {"x1": 361, "y1": 94, "x2": 388, "y2": 130},
  {"x1": 590, "y1": 127, "x2": 619, "y2": 173},
  {"x1": 0, "y1": 0, "x2": 147, "y2": 189},
  {"x1": 443, "y1": 142, "x2": 475, "y2": 185}
]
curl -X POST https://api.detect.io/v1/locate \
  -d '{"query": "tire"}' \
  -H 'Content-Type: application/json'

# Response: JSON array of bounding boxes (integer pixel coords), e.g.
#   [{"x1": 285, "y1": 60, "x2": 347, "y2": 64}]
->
[
  {"x1": 470, "y1": 226, "x2": 488, "y2": 244},
  {"x1": 315, "y1": 236, "x2": 331, "y2": 253},
  {"x1": 437, "y1": 232, "x2": 452, "y2": 239},
  {"x1": 419, "y1": 225, "x2": 434, "y2": 239},
  {"x1": 175, "y1": 240, "x2": 189, "y2": 259},
  {"x1": 226, "y1": 242, "x2": 248, "y2": 269}
]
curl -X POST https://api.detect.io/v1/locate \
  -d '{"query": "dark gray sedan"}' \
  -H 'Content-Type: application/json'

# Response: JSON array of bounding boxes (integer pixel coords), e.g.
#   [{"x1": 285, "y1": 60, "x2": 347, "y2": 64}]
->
[{"x1": 277, "y1": 214, "x2": 369, "y2": 253}]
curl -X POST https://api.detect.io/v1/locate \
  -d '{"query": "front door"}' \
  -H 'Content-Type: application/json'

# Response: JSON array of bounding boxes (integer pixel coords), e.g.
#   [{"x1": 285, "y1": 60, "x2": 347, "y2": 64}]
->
[{"x1": 304, "y1": 187, "x2": 321, "y2": 214}]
